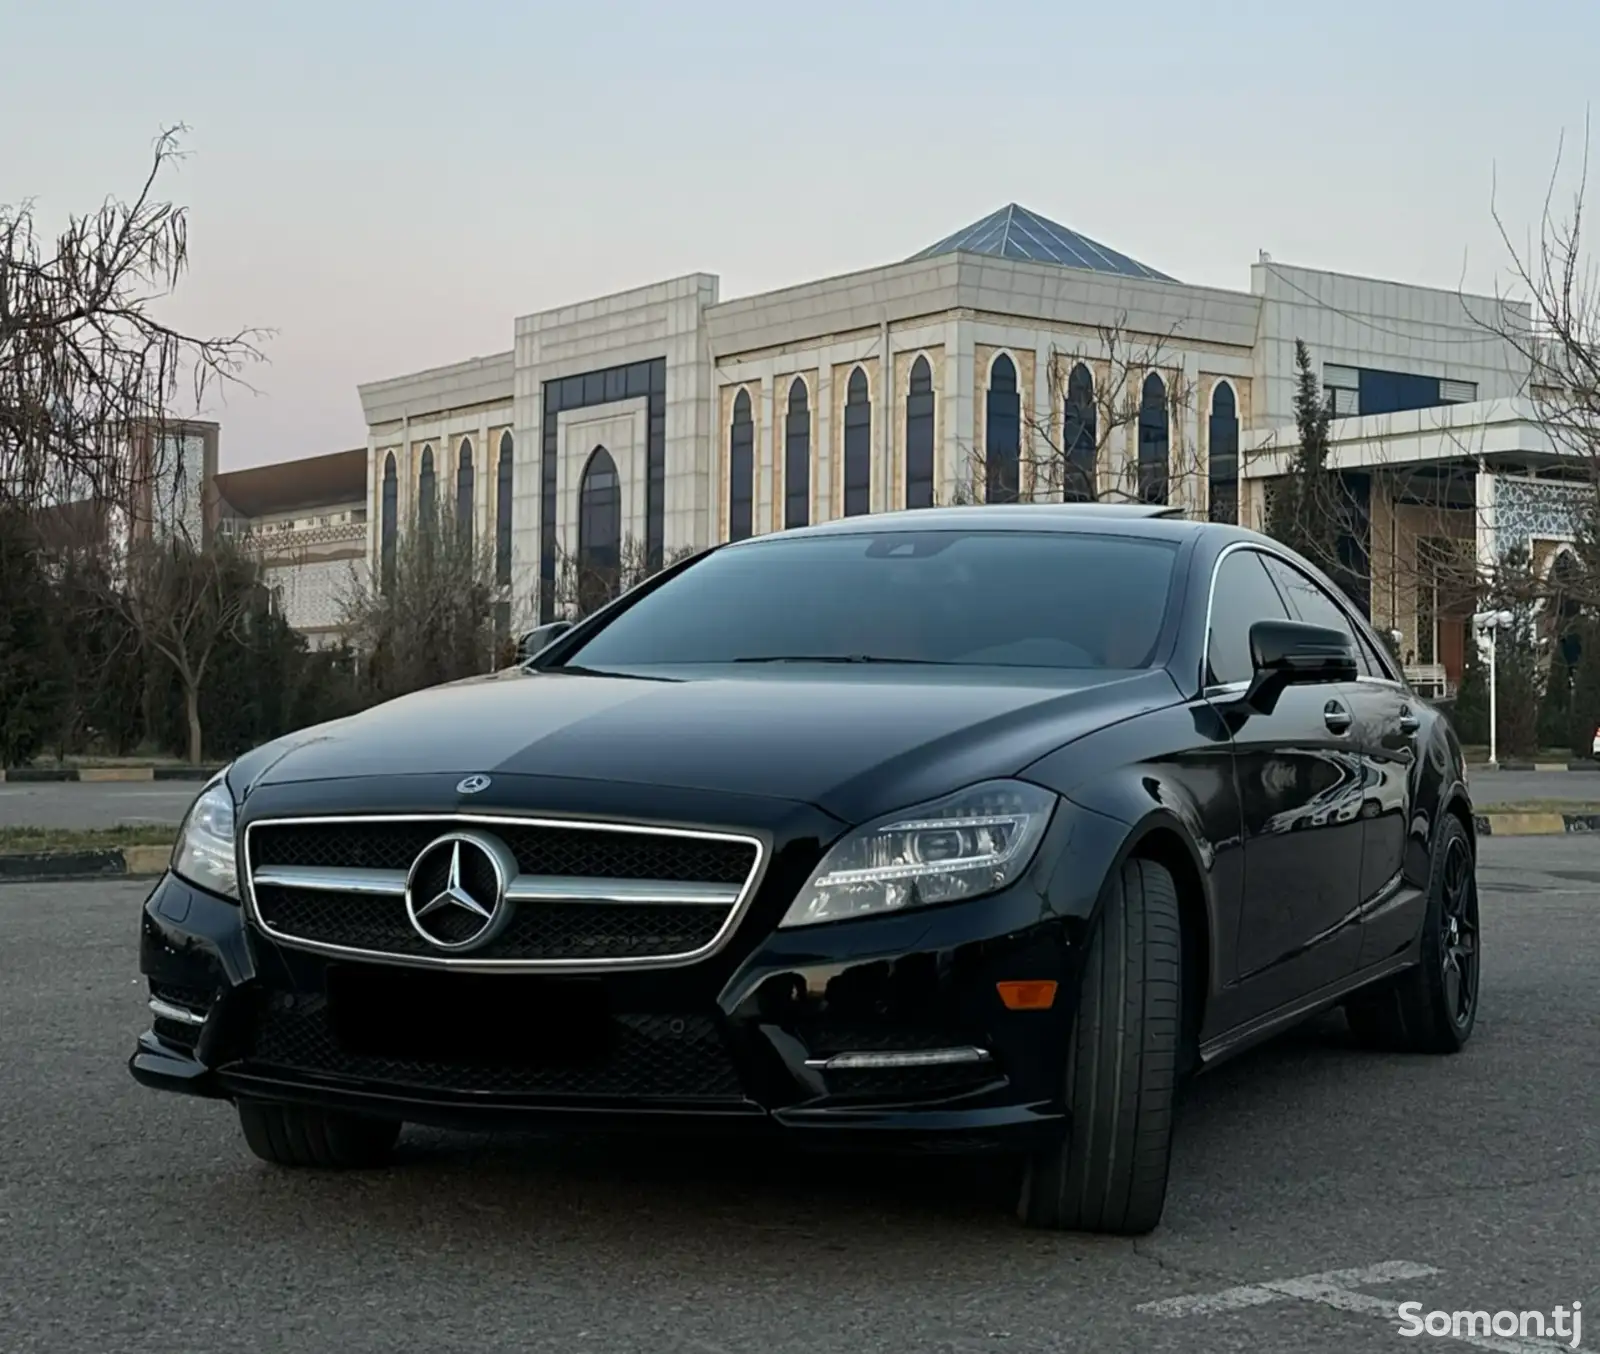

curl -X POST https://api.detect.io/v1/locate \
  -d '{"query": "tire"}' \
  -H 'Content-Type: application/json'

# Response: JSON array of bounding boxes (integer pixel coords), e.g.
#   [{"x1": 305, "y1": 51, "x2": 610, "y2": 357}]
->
[
  {"x1": 1018, "y1": 856, "x2": 1182, "y2": 1234},
  {"x1": 1344, "y1": 813, "x2": 1479, "y2": 1054},
  {"x1": 237, "y1": 1100, "x2": 402, "y2": 1169}
]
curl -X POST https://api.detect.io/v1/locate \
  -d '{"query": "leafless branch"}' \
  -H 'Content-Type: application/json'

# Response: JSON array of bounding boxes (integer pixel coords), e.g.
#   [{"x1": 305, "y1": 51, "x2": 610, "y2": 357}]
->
[
  {"x1": 548, "y1": 532, "x2": 696, "y2": 620},
  {"x1": 948, "y1": 315, "x2": 1203, "y2": 511},
  {"x1": 340, "y1": 504, "x2": 501, "y2": 702},
  {"x1": 0, "y1": 126, "x2": 268, "y2": 516}
]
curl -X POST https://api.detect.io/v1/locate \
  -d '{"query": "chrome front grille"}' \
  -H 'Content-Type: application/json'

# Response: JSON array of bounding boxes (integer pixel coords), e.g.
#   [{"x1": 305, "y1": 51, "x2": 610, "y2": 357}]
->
[{"x1": 242, "y1": 815, "x2": 765, "y2": 971}]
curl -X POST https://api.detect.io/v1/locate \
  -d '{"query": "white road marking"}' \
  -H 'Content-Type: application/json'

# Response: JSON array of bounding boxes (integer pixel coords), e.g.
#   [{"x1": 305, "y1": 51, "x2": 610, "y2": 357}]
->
[
  {"x1": 1137, "y1": 1259, "x2": 1437, "y2": 1318},
  {"x1": 1139, "y1": 1260, "x2": 1582, "y2": 1352}
]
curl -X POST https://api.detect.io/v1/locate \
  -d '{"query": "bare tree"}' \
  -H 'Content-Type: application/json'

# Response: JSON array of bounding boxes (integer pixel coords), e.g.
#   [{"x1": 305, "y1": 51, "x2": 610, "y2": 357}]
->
[
  {"x1": 1472, "y1": 119, "x2": 1600, "y2": 753},
  {"x1": 1477, "y1": 119, "x2": 1600, "y2": 599},
  {"x1": 949, "y1": 316, "x2": 1201, "y2": 510},
  {"x1": 340, "y1": 505, "x2": 500, "y2": 703},
  {"x1": 550, "y1": 533, "x2": 698, "y2": 620},
  {"x1": 117, "y1": 535, "x2": 260, "y2": 764},
  {"x1": 1235, "y1": 129, "x2": 1598, "y2": 744},
  {"x1": 0, "y1": 126, "x2": 265, "y2": 516}
]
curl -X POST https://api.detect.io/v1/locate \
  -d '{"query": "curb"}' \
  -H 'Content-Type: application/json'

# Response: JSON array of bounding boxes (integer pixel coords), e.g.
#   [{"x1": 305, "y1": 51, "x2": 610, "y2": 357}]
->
[
  {"x1": 0, "y1": 766, "x2": 221, "y2": 784},
  {"x1": 1468, "y1": 760, "x2": 1600, "y2": 773},
  {"x1": 1475, "y1": 812, "x2": 1600, "y2": 837},
  {"x1": 0, "y1": 843, "x2": 173, "y2": 883}
]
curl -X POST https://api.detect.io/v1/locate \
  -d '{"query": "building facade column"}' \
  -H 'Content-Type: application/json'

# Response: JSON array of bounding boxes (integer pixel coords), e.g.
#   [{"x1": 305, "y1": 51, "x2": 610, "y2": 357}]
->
[
  {"x1": 1475, "y1": 458, "x2": 1498, "y2": 578},
  {"x1": 943, "y1": 319, "x2": 974, "y2": 504},
  {"x1": 1178, "y1": 351, "x2": 1202, "y2": 517},
  {"x1": 874, "y1": 316, "x2": 893, "y2": 514},
  {"x1": 1031, "y1": 337, "x2": 1052, "y2": 501},
  {"x1": 813, "y1": 359, "x2": 833, "y2": 523},
  {"x1": 756, "y1": 375, "x2": 774, "y2": 534}
]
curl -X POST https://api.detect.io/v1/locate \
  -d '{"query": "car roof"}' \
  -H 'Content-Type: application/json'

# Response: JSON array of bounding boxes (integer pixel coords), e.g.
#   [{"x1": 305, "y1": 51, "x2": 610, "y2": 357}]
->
[{"x1": 740, "y1": 503, "x2": 1238, "y2": 543}]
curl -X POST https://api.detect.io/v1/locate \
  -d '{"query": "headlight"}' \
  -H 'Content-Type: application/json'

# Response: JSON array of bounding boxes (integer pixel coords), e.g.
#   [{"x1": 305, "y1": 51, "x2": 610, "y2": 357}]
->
[
  {"x1": 170, "y1": 776, "x2": 239, "y2": 900},
  {"x1": 779, "y1": 779, "x2": 1057, "y2": 928}
]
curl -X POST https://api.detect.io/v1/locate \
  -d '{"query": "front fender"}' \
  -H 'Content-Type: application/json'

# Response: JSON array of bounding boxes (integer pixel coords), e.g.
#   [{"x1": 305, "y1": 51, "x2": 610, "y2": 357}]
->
[{"x1": 1030, "y1": 756, "x2": 1240, "y2": 1044}]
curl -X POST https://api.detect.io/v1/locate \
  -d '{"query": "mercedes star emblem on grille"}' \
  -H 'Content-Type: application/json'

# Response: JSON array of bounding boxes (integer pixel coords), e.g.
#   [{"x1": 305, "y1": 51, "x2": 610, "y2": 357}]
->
[
  {"x1": 456, "y1": 774, "x2": 492, "y2": 795},
  {"x1": 403, "y1": 831, "x2": 514, "y2": 952}
]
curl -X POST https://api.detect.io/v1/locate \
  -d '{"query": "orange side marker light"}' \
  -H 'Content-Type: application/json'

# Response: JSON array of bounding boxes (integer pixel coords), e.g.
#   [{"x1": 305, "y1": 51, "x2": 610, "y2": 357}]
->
[{"x1": 997, "y1": 980, "x2": 1058, "y2": 1011}]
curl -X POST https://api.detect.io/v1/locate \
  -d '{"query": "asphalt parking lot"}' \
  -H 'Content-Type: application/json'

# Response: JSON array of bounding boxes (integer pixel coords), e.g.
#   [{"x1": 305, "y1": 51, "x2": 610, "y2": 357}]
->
[
  {"x1": 0, "y1": 781, "x2": 201, "y2": 830},
  {"x1": 0, "y1": 836, "x2": 1594, "y2": 1353},
  {"x1": 1, "y1": 766, "x2": 1597, "y2": 835}
]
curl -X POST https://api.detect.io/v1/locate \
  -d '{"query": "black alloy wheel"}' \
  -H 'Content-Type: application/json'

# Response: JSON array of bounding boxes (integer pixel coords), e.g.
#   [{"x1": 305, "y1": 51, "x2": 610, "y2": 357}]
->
[{"x1": 1345, "y1": 813, "x2": 1479, "y2": 1054}]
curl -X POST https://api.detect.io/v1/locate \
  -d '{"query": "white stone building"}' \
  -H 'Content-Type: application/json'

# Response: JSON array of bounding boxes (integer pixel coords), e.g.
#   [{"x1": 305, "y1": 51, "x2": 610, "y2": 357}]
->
[
  {"x1": 355, "y1": 202, "x2": 1580, "y2": 685},
  {"x1": 214, "y1": 448, "x2": 368, "y2": 648}
]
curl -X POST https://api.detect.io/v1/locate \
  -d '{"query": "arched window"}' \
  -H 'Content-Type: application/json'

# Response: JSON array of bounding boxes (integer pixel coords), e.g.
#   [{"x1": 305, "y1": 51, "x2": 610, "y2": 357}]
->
[
  {"x1": 380, "y1": 452, "x2": 397, "y2": 590},
  {"x1": 578, "y1": 445, "x2": 621, "y2": 615},
  {"x1": 456, "y1": 437, "x2": 475, "y2": 546},
  {"x1": 904, "y1": 356, "x2": 935, "y2": 509},
  {"x1": 728, "y1": 389, "x2": 754, "y2": 541},
  {"x1": 1208, "y1": 381, "x2": 1239, "y2": 524},
  {"x1": 986, "y1": 354, "x2": 1020, "y2": 503},
  {"x1": 1137, "y1": 373, "x2": 1168, "y2": 505},
  {"x1": 1063, "y1": 363, "x2": 1097, "y2": 502},
  {"x1": 495, "y1": 431, "x2": 513, "y2": 585},
  {"x1": 784, "y1": 377, "x2": 811, "y2": 529},
  {"x1": 843, "y1": 366, "x2": 871, "y2": 517},
  {"x1": 417, "y1": 444, "x2": 436, "y2": 526}
]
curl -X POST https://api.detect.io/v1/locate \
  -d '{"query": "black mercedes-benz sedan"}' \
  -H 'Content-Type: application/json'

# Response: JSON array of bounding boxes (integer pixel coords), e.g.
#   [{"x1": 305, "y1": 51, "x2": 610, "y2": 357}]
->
[{"x1": 132, "y1": 504, "x2": 1480, "y2": 1234}]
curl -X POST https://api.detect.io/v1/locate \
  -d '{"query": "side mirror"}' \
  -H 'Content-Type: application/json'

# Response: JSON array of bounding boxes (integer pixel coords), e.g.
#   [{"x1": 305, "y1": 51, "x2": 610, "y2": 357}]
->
[
  {"x1": 1243, "y1": 620, "x2": 1359, "y2": 714},
  {"x1": 515, "y1": 621, "x2": 573, "y2": 664}
]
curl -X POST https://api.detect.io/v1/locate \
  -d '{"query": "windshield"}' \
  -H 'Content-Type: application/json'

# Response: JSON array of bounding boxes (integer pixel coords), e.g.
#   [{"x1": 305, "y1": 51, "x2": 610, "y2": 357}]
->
[{"x1": 557, "y1": 529, "x2": 1179, "y2": 671}]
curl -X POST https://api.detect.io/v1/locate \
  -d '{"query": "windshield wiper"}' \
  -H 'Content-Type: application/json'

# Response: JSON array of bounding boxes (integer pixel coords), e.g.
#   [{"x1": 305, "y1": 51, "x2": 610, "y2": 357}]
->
[
  {"x1": 539, "y1": 663, "x2": 678, "y2": 682},
  {"x1": 731, "y1": 654, "x2": 950, "y2": 665}
]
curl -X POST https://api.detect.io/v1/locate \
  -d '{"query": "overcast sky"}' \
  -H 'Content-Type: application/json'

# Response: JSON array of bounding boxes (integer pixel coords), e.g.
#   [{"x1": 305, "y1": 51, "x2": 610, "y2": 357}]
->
[{"x1": 5, "y1": 0, "x2": 1596, "y2": 469}]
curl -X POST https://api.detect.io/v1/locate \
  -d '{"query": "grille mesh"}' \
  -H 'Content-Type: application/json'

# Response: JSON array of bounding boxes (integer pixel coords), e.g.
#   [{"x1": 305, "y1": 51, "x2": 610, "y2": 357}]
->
[
  {"x1": 246, "y1": 817, "x2": 758, "y2": 964},
  {"x1": 248, "y1": 995, "x2": 745, "y2": 1100},
  {"x1": 255, "y1": 886, "x2": 728, "y2": 960}
]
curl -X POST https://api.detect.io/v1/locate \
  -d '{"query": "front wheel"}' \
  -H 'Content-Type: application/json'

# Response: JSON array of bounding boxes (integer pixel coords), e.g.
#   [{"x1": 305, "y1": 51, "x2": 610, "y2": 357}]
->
[
  {"x1": 1345, "y1": 813, "x2": 1479, "y2": 1053},
  {"x1": 237, "y1": 1100, "x2": 401, "y2": 1169},
  {"x1": 1017, "y1": 856, "x2": 1182, "y2": 1234}
]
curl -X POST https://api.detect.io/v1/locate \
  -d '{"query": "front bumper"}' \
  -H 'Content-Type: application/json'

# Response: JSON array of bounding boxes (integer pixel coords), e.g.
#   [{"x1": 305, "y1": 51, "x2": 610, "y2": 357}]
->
[{"x1": 133, "y1": 863, "x2": 1082, "y2": 1153}]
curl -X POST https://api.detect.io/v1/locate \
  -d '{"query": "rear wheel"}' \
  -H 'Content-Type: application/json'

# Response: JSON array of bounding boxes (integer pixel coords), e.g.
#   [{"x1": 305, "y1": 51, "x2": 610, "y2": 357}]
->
[
  {"x1": 1018, "y1": 856, "x2": 1181, "y2": 1234},
  {"x1": 237, "y1": 1100, "x2": 401, "y2": 1169},
  {"x1": 1344, "y1": 814, "x2": 1478, "y2": 1053}
]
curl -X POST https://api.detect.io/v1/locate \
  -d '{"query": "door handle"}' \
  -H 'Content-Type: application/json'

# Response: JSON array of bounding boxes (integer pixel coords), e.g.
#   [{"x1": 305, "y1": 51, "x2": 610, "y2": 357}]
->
[
  {"x1": 1323, "y1": 701, "x2": 1353, "y2": 735},
  {"x1": 1398, "y1": 708, "x2": 1420, "y2": 736}
]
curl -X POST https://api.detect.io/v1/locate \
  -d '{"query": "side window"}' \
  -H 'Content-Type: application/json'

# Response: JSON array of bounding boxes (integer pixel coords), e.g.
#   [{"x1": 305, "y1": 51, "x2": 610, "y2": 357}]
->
[
  {"x1": 1207, "y1": 550, "x2": 1290, "y2": 686},
  {"x1": 1262, "y1": 557, "x2": 1372, "y2": 676}
]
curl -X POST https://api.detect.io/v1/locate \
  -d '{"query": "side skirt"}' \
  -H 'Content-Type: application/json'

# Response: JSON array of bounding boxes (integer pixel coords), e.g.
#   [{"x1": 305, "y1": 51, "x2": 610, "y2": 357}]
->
[{"x1": 1196, "y1": 953, "x2": 1418, "y2": 1070}]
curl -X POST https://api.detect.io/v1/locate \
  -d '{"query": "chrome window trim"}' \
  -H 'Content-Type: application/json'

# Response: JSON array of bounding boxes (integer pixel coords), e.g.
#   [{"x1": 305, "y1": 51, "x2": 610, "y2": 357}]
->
[
  {"x1": 1201, "y1": 678, "x2": 1250, "y2": 701},
  {"x1": 1257, "y1": 550, "x2": 1404, "y2": 685},
  {"x1": 1199, "y1": 539, "x2": 1407, "y2": 693},
  {"x1": 241, "y1": 813, "x2": 770, "y2": 975},
  {"x1": 1355, "y1": 674, "x2": 1411, "y2": 693},
  {"x1": 1199, "y1": 541, "x2": 1288, "y2": 692}
]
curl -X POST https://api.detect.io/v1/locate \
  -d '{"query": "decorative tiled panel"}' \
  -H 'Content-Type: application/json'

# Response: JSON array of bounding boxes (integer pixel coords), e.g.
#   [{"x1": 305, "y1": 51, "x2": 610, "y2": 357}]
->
[
  {"x1": 1494, "y1": 477, "x2": 1590, "y2": 558},
  {"x1": 265, "y1": 557, "x2": 367, "y2": 632},
  {"x1": 151, "y1": 433, "x2": 206, "y2": 543}
]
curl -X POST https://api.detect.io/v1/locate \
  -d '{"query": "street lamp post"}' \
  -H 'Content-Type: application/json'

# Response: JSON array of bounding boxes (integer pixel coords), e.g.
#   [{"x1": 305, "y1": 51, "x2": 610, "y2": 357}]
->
[{"x1": 1472, "y1": 610, "x2": 1516, "y2": 768}]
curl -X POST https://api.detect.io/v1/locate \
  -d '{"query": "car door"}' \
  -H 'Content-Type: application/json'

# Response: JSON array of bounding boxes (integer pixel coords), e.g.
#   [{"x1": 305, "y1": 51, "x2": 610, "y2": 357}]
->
[
  {"x1": 1260, "y1": 555, "x2": 1420, "y2": 969},
  {"x1": 1206, "y1": 547, "x2": 1366, "y2": 1024}
]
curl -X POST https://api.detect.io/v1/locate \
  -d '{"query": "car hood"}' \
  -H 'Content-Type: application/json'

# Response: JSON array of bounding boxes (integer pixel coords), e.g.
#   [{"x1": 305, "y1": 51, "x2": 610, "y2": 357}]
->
[{"x1": 234, "y1": 665, "x2": 1181, "y2": 824}]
